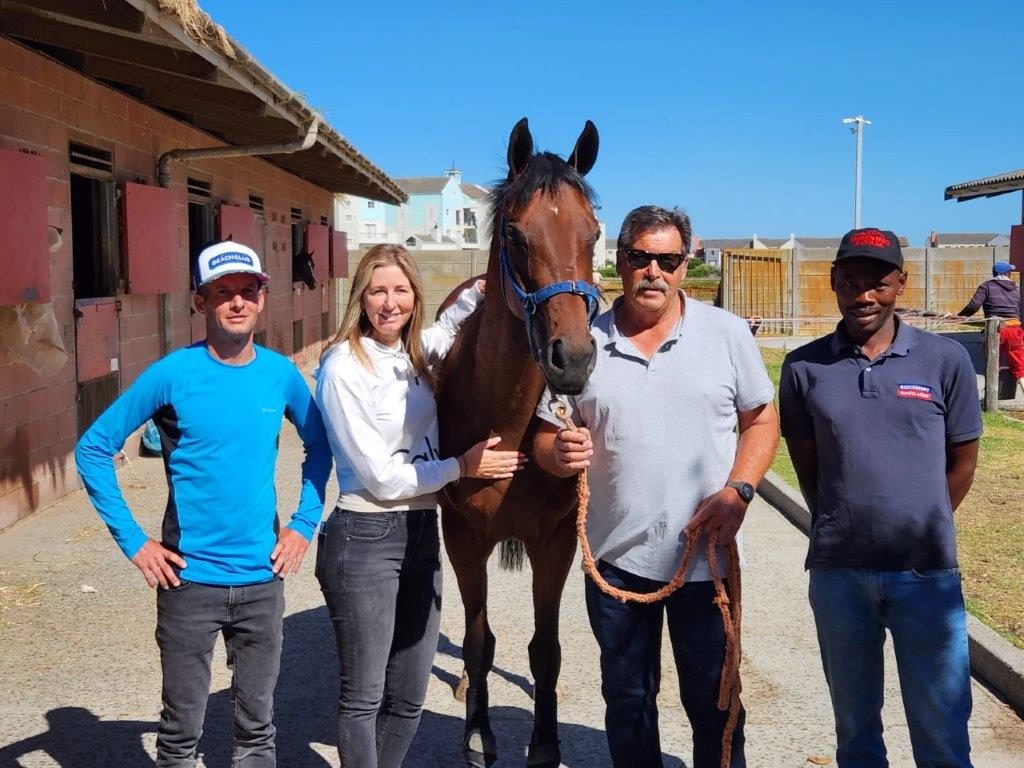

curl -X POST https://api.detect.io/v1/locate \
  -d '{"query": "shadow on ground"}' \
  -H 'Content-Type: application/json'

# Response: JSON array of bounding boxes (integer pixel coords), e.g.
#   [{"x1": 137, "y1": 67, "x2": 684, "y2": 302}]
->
[{"x1": 0, "y1": 605, "x2": 686, "y2": 768}]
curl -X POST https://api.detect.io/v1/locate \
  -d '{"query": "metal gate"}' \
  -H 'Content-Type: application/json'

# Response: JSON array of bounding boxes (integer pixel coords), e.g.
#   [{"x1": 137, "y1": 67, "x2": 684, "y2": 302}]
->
[{"x1": 720, "y1": 248, "x2": 788, "y2": 335}]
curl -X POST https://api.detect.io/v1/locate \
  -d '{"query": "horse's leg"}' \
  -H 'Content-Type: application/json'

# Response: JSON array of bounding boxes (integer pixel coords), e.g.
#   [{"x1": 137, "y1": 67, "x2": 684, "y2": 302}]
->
[
  {"x1": 445, "y1": 514, "x2": 498, "y2": 767},
  {"x1": 524, "y1": 517, "x2": 576, "y2": 768}
]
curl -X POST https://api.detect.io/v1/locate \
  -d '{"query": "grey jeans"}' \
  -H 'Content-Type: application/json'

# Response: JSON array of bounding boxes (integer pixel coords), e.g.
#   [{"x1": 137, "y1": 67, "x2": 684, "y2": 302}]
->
[
  {"x1": 316, "y1": 508, "x2": 443, "y2": 768},
  {"x1": 155, "y1": 577, "x2": 284, "y2": 767}
]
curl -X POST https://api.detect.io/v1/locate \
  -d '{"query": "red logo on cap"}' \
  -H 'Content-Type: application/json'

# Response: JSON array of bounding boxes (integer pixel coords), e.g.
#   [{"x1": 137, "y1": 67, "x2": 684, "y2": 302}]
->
[{"x1": 849, "y1": 230, "x2": 891, "y2": 248}]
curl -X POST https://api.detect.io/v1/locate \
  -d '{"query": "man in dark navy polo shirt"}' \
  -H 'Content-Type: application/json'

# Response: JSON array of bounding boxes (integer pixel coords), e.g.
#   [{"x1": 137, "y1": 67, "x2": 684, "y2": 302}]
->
[{"x1": 780, "y1": 228, "x2": 982, "y2": 768}]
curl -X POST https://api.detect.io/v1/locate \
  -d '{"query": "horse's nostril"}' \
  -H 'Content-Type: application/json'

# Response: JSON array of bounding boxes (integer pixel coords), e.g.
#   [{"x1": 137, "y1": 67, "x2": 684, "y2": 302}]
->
[{"x1": 549, "y1": 339, "x2": 567, "y2": 371}]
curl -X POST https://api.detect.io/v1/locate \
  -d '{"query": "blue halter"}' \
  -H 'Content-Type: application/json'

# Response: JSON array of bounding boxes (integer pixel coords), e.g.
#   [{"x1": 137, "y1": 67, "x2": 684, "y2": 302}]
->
[{"x1": 498, "y1": 217, "x2": 601, "y2": 362}]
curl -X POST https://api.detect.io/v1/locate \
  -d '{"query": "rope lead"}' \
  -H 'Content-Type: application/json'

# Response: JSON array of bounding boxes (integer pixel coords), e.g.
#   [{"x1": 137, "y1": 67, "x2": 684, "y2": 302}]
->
[{"x1": 556, "y1": 403, "x2": 743, "y2": 768}]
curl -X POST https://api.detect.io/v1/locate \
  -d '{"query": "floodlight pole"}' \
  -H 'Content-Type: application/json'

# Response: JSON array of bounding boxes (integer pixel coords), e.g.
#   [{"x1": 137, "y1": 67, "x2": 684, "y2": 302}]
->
[{"x1": 842, "y1": 115, "x2": 871, "y2": 228}]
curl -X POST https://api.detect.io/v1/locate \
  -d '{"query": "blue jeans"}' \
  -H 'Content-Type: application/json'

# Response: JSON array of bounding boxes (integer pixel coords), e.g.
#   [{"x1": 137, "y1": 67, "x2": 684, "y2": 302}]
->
[
  {"x1": 155, "y1": 578, "x2": 284, "y2": 767},
  {"x1": 808, "y1": 568, "x2": 973, "y2": 768},
  {"x1": 585, "y1": 560, "x2": 746, "y2": 768},
  {"x1": 316, "y1": 508, "x2": 442, "y2": 768}
]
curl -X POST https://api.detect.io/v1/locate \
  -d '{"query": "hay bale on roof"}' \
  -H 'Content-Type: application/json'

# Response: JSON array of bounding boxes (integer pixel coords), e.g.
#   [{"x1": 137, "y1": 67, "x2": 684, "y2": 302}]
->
[{"x1": 157, "y1": 0, "x2": 238, "y2": 61}]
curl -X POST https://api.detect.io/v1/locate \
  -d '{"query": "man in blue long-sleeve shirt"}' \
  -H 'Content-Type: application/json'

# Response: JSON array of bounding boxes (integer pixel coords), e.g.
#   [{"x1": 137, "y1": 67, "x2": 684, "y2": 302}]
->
[{"x1": 76, "y1": 240, "x2": 331, "y2": 768}]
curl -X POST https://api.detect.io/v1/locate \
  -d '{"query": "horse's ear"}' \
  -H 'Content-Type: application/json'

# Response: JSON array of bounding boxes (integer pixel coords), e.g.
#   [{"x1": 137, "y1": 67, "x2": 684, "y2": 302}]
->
[
  {"x1": 507, "y1": 117, "x2": 533, "y2": 179},
  {"x1": 568, "y1": 120, "x2": 599, "y2": 177}
]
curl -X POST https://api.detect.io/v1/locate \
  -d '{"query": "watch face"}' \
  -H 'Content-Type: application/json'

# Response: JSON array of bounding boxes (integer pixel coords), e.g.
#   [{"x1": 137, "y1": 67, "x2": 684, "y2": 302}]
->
[{"x1": 730, "y1": 481, "x2": 755, "y2": 503}]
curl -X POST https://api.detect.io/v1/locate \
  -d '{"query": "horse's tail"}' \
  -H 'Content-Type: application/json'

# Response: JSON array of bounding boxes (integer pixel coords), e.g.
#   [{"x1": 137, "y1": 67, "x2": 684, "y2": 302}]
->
[{"x1": 499, "y1": 538, "x2": 526, "y2": 571}]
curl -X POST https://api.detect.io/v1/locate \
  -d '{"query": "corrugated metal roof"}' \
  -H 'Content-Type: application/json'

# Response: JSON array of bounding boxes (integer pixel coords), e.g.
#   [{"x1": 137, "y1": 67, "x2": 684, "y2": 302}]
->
[
  {"x1": 460, "y1": 183, "x2": 490, "y2": 201},
  {"x1": 934, "y1": 232, "x2": 1002, "y2": 246},
  {"x1": 395, "y1": 177, "x2": 450, "y2": 195},
  {"x1": 702, "y1": 238, "x2": 752, "y2": 249},
  {"x1": 945, "y1": 169, "x2": 1024, "y2": 201}
]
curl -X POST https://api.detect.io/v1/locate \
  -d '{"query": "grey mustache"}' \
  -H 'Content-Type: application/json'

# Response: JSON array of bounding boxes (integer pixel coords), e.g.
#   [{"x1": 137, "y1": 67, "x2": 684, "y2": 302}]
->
[{"x1": 636, "y1": 277, "x2": 669, "y2": 293}]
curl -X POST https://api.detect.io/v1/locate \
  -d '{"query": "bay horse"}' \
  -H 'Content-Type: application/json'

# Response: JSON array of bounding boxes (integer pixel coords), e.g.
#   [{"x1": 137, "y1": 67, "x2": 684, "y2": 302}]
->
[{"x1": 436, "y1": 117, "x2": 600, "y2": 768}]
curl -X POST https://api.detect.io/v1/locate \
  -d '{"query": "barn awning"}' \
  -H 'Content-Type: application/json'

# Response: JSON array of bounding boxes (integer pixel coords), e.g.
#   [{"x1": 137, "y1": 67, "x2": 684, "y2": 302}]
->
[
  {"x1": 944, "y1": 169, "x2": 1024, "y2": 202},
  {"x1": 0, "y1": 0, "x2": 406, "y2": 204}
]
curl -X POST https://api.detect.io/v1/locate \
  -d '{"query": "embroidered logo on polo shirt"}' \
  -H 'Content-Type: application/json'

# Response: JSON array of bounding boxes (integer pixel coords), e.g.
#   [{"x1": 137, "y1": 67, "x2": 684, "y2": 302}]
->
[{"x1": 897, "y1": 383, "x2": 933, "y2": 401}]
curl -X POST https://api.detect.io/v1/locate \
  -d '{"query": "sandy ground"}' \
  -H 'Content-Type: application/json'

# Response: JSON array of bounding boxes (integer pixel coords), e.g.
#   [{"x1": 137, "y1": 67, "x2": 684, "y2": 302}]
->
[{"x1": 1, "y1": 425, "x2": 1022, "y2": 767}]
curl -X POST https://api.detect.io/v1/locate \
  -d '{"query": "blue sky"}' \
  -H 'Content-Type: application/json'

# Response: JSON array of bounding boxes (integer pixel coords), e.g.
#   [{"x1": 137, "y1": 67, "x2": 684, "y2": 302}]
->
[{"x1": 203, "y1": 0, "x2": 1023, "y2": 244}]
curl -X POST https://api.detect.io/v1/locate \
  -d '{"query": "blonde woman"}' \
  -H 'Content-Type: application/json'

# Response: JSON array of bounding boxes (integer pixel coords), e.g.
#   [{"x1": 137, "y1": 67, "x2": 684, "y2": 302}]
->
[{"x1": 313, "y1": 244, "x2": 524, "y2": 767}]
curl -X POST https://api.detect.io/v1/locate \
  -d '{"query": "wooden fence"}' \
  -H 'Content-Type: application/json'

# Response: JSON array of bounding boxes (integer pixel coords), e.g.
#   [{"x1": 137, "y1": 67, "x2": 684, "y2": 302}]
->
[{"x1": 722, "y1": 246, "x2": 1016, "y2": 335}]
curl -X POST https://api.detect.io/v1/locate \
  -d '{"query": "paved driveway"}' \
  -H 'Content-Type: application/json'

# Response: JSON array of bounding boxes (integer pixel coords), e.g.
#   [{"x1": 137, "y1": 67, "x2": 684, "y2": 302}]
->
[{"x1": 1, "y1": 429, "x2": 1022, "y2": 767}]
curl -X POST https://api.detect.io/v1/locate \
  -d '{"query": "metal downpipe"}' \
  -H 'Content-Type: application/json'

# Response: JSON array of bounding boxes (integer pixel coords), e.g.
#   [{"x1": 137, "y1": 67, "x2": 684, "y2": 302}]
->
[{"x1": 157, "y1": 119, "x2": 320, "y2": 188}]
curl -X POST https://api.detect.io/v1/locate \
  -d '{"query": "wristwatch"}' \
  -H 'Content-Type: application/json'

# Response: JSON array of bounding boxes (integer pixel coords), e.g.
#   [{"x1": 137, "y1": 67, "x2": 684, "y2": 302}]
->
[{"x1": 726, "y1": 480, "x2": 755, "y2": 504}]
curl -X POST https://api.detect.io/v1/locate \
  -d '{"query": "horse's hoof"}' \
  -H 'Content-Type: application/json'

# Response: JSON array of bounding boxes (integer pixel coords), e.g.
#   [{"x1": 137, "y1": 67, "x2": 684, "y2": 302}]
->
[
  {"x1": 454, "y1": 669, "x2": 469, "y2": 702},
  {"x1": 464, "y1": 728, "x2": 497, "y2": 768},
  {"x1": 464, "y1": 749, "x2": 496, "y2": 768},
  {"x1": 526, "y1": 741, "x2": 561, "y2": 767},
  {"x1": 528, "y1": 682, "x2": 565, "y2": 703}
]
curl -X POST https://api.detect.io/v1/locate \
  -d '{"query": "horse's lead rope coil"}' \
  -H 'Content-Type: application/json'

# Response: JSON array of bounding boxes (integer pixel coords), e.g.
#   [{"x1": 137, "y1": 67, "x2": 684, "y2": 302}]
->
[{"x1": 555, "y1": 403, "x2": 743, "y2": 768}]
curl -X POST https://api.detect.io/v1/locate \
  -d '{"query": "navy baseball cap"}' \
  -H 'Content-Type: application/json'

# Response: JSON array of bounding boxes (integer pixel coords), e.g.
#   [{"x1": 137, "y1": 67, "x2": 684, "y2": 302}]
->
[{"x1": 834, "y1": 228, "x2": 904, "y2": 270}]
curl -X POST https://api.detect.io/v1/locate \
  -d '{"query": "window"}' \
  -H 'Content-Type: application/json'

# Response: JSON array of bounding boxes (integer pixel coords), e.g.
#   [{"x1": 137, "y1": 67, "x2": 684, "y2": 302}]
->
[
  {"x1": 456, "y1": 210, "x2": 461, "y2": 225},
  {"x1": 69, "y1": 142, "x2": 118, "y2": 299},
  {"x1": 367, "y1": 201, "x2": 375, "y2": 209},
  {"x1": 187, "y1": 177, "x2": 212, "y2": 201},
  {"x1": 188, "y1": 202, "x2": 215, "y2": 289},
  {"x1": 365, "y1": 223, "x2": 377, "y2": 236},
  {"x1": 290, "y1": 207, "x2": 304, "y2": 283}
]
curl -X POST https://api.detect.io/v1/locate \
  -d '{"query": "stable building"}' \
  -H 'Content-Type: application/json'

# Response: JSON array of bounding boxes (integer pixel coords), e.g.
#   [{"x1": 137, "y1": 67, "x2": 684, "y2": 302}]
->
[{"x1": 0, "y1": 0, "x2": 405, "y2": 530}]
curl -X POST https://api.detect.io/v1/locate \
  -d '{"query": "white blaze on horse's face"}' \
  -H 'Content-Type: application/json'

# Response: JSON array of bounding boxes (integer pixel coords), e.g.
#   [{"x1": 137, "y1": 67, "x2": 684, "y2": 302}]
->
[
  {"x1": 362, "y1": 264, "x2": 415, "y2": 347},
  {"x1": 549, "y1": 205, "x2": 559, "y2": 216}
]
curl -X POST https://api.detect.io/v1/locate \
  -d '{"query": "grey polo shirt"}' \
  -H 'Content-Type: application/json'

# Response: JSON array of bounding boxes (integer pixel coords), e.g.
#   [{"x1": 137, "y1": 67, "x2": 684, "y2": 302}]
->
[
  {"x1": 779, "y1": 320, "x2": 983, "y2": 571},
  {"x1": 537, "y1": 297, "x2": 775, "y2": 583}
]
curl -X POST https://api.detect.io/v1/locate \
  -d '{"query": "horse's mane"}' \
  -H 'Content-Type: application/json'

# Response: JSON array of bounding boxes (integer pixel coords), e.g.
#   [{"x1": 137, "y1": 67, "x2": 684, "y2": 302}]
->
[{"x1": 487, "y1": 152, "x2": 596, "y2": 240}]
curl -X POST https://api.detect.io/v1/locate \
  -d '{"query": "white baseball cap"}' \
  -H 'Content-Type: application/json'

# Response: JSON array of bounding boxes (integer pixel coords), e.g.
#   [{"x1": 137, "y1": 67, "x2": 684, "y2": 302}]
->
[{"x1": 195, "y1": 241, "x2": 270, "y2": 289}]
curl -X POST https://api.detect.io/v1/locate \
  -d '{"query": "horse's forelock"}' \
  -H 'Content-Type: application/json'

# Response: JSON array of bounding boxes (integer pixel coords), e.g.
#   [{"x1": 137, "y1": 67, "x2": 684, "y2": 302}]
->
[{"x1": 487, "y1": 152, "x2": 596, "y2": 239}]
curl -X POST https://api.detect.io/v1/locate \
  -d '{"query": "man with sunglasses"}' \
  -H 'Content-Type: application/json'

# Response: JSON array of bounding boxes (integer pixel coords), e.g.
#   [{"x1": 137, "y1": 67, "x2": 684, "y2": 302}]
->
[{"x1": 534, "y1": 205, "x2": 779, "y2": 768}]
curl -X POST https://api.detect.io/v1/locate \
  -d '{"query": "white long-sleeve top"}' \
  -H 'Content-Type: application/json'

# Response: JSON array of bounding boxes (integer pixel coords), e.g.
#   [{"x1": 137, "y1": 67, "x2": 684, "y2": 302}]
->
[{"x1": 314, "y1": 284, "x2": 483, "y2": 512}]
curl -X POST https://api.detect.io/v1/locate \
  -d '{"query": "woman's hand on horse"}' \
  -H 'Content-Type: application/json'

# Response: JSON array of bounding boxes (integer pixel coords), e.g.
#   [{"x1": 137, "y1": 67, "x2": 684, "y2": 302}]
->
[
  {"x1": 475, "y1": 279, "x2": 486, "y2": 294},
  {"x1": 554, "y1": 426, "x2": 593, "y2": 473},
  {"x1": 461, "y1": 435, "x2": 527, "y2": 480}
]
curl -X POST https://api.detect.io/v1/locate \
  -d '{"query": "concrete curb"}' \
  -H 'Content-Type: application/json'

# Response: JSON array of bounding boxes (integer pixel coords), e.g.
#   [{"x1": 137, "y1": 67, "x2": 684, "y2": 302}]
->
[{"x1": 757, "y1": 469, "x2": 1024, "y2": 715}]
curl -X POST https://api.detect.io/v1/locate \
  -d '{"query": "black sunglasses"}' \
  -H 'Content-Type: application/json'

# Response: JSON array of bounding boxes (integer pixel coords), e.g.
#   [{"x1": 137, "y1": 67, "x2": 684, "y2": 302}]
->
[{"x1": 621, "y1": 248, "x2": 687, "y2": 272}]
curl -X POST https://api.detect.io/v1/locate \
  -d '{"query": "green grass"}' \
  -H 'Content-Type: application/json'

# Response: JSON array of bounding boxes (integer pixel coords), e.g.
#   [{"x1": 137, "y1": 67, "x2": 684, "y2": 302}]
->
[
  {"x1": 760, "y1": 349, "x2": 799, "y2": 487},
  {"x1": 760, "y1": 348, "x2": 1024, "y2": 648}
]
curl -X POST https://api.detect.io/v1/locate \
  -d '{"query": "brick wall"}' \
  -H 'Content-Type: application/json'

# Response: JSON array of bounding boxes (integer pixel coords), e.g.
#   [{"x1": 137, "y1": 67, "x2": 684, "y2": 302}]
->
[{"x1": 0, "y1": 37, "x2": 341, "y2": 530}]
